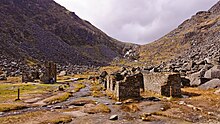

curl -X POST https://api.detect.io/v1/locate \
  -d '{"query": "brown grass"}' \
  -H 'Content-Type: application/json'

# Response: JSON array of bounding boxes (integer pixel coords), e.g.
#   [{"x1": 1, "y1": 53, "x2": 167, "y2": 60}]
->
[
  {"x1": 121, "y1": 104, "x2": 140, "y2": 113},
  {"x1": 69, "y1": 98, "x2": 96, "y2": 106},
  {"x1": 84, "y1": 103, "x2": 111, "y2": 114},
  {"x1": 72, "y1": 83, "x2": 86, "y2": 92},
  {"x1": 0, "y1": 110, "x2": 72, "y2": 124},
  {"x1": 0, "y1": 83, "x2": 59, "y2": 102},
  {"x1": 0, "y1": 103, "x2": 28, "y2": 112},
  {"x1": 43, "y1": 92, "x2": 71, "y2": 104}
]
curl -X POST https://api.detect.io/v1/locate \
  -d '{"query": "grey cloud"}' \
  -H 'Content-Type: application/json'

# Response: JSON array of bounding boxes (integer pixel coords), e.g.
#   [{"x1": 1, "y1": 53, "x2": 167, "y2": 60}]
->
[{"x1": 54, "y1": 0, "x2": 219, "y2": 44}]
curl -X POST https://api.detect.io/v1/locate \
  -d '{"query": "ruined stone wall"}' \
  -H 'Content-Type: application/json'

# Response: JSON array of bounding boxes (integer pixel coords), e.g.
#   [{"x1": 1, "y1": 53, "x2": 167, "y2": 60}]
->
[
  {"x1": 143, "y1": 72, "x2": 181, "y2": 97},
  {"x1": 115, "y1": 75, "x2": 141, "y2": 101},
  {"x1": 106, "y1": 73, "x2": 142, "y2": 101}
]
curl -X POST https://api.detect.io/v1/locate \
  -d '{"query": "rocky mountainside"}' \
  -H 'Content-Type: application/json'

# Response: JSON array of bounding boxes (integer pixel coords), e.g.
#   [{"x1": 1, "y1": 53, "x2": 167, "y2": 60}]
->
[
  {"x1": 0, "y1": 0, "x2": 134, "y2": 66},
  {"x1": 140, "y1": 1, "x2": 220, "y2": 67}
]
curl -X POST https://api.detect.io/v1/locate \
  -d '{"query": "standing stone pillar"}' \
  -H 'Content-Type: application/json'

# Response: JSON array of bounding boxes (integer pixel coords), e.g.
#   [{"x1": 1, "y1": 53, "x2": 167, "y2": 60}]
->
[{"x1": 40, "y1": 61, "x2": 57, "y2": 83}]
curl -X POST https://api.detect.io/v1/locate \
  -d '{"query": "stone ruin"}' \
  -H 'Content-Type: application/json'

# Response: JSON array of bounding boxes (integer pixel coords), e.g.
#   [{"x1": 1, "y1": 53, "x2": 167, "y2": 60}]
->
[
  {"x1": 22, "y1": 61, "x2": 57, "y2": 84},
  {"x1": 40, "y1": 61, "x2": 57, "y2": 83},
  {"x1": 143, "y1": 72, "x2": 182, "y2": 97},
  {"x1": 101, "y1": 67, "x2": 144, "y2": 101},
  {"x1": 101, "y1": 67, "x2": 182, "y2": 101}
]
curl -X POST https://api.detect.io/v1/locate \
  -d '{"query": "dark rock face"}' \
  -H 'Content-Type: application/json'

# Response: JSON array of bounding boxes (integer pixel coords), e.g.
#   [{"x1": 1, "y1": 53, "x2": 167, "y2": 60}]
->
[{"x1": 0, "y1": 0, "x2": 133, "y2": 66}]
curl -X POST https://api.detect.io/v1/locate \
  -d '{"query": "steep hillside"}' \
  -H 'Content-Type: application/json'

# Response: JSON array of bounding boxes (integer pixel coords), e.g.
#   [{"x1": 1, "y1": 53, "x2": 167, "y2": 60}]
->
[
  {"x1": 140, "y1": 1, "x2": 220, "y2": 66},
  {"x1": 0, "y1": 0, "x2": 132, "y2": 66}
]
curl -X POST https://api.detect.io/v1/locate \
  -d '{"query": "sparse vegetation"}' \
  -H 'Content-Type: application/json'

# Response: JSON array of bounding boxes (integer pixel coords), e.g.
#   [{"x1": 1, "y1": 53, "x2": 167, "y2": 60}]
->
[
  {"x1": 0, "y1": 111, "x2": 72, "y2": 124},
  {"x1": 69, "y1": 98, "x2": 96, "y2": 106},
  {"x1": 84, "y1": 103, "x2": 111, "y2": 114},
  {"x1": 121, "y1": 104, "x2": 140, "y2": 113},
  {"x1": 43, "y1": 92, "x2": 72, "y2": 104},
  {"x1": 0, "y1": 103, "x2": 28, "y2": 112},
  {"x1": 0, "y1": 83, "x2": 59, "y2": 102},
  {"x1": 90, "y1": 84, "x2": 105, "y2": 97},
  {"x1": 73, "y1": 83, "x2": 86, "y2": 92}
]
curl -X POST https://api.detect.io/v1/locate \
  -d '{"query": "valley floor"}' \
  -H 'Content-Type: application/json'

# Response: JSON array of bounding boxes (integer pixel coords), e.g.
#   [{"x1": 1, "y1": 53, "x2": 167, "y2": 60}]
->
[{"x1": 0, "y1": 75, "x2": 220, "y2": 124}]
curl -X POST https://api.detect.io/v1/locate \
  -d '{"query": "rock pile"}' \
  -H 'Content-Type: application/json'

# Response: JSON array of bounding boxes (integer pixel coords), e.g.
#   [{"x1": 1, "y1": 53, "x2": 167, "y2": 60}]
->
[{"x1": 143, "y1": 55, "x2": 220, "y2": 89}]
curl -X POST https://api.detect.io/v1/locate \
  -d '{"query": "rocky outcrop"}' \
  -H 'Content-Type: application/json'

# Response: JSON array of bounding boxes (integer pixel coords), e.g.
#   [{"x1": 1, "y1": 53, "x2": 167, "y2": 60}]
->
[
  {"x1": 140, "y1": 1, "x2": 220, "y2": 68},
  {"x1": 139, "y1": 1, "x2": 220, "y2": 90},
  {"x1": 0, "y1": 0, "x2": 134, "y2": 66}
]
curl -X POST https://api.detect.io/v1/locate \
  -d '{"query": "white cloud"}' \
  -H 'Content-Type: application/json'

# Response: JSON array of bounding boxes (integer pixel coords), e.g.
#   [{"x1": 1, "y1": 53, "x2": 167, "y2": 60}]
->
[{"x1": 54, "y1": 0, "x2": 219, "y2": 44}]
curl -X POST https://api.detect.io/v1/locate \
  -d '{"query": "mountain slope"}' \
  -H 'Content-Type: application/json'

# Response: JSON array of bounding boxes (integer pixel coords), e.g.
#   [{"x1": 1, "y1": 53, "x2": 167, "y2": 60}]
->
[
  {"x1": 140, "y1": 1, "x2": 220, "y2": 66},
  {"x1": 0, "y1": 0, "x2": 132, "y2": 65}
]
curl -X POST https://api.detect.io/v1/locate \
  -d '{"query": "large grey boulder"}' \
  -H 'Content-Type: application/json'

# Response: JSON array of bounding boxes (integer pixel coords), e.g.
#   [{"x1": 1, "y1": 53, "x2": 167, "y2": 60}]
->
[
  {"x1": 204, "y1": 65, "x2": 220, "y2": 79},
  {"x1": 214, "y1": 89, "x2": 220, "y2": 94},
  {"x1": 199, "y1": 79, "x2": 220, "y2": 90},
  {"x1": 58, "y1": 71, "x2": 67, "y2": 76},
  {"x1": 189, "y1": 69, "x2": 206, "y2": 86}
]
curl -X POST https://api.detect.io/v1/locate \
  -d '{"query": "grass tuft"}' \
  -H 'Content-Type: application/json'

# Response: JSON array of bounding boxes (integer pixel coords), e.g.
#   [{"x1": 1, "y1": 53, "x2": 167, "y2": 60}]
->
[
  {"x1": 0, "y1": 103, "x2": 28, "y2": 112},
  {"x1": 84, "y1": 103, "x2": 111, "y2": 114},
  {"x1": 44, "y1": 92, "x2": 72, "y2": 105},
  {"x1": 72, "y1": 83, "x2": 86, "y2": 92}
]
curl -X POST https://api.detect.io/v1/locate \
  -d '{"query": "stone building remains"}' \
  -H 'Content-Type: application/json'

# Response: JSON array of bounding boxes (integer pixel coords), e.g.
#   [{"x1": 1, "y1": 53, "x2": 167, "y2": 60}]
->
[
  {"x1": 143, "y1": 72, "x2": 182, "y2": 97},
  {"x1": 103, "y1": 67, "x2": 182, "y2": 101},
  {"x1": 104, "y1": 67, "x2": 144, "y2": 101}
]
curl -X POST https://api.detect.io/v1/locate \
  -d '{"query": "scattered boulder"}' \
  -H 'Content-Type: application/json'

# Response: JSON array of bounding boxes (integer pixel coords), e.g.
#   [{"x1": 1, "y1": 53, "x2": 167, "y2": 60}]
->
[
  {"x1": 109, "y1": 115, "x2": 118, "y2": 120},
  {"x1": 150, "y1": 68, "x2": 159, "y2": 73},
  {"x1": 114, "y1": 102, "x2": 122, "y2": 105},
  {"x1": 189, "y1": 69, "x2": 207, "y2": 86},
  {"x1": 204, "y1": 65, "x2": 220, "y2": 79},
  {"x1": 0, "y1": 74, "x2": 7, "y2": 80},
  {"x1": 214, "y1": 89, "x2": 220, "y2": 94},
  {"x1": 181, "y1": 77, "x2": 190, "y2": 87},
  {"x1": 199, "y1": 79, "x2": 220, "y2": 90},
  {"x1": 204, "y1": 58, "x2": 212, "y2": 64},
  {"x1": 59, "y1": 71, "x2": 67, "y2": 76},
  {"x1": 52, "y1": 106, "x2": 62, "y2": 109}
]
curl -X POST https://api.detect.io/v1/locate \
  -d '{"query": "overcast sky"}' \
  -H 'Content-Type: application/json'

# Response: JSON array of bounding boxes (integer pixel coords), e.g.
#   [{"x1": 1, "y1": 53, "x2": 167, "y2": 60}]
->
[{"x1": 54, "y1": 0, "x2": 219, "y2": 44}]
